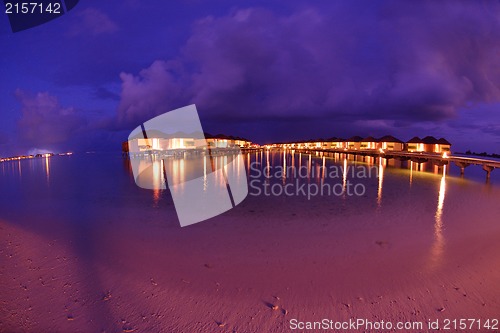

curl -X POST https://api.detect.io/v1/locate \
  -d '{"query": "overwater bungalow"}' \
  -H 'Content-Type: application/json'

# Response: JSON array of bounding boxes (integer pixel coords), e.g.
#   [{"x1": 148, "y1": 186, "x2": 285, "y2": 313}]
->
[
  {"x1": 360, "y1": 136, "x2": 379, "y2": 150},
  {"x1": 435, "y1": 138, "x2": 452, "y2": 153},
  {"x1": 406, "y1": 136, "x2": 425, "y2": 152},
  {"x1": 323, "y1": 137, "x2": 344, "y2": 149},
  {"x1": 406, "y1": 136, "x2": 452, "y2": 154},
  {"x1": 296, "y1": 140, "x2": 308, "y2": 149},
  {"x1": 378, "y1": 135, "x2": 404, "y2": 151},
  {"x1": 205, "y1": 134, "x2": 233, "y2": 148},
  {"x1": 305, "y1": 139, "x2": 323, "y2": 149},
  {"x1": 332, "y1": 138, "x2": 346, "y2": 149},
  {"x1": 205, "y1": 134, "x2": 251, "y2": 149},
  {"x1": 125, "y1": 129, "x2": 200, "y2": 153},
  {"x1": 233, "y1": 136, "x2": 252, "y2": 148},
  {"x1": 346, "y1": 136, "x2": 363, "y2": 150}
]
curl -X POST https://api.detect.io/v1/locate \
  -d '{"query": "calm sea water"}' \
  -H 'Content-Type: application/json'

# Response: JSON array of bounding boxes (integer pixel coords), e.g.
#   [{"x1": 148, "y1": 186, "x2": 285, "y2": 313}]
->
[
  {"x1": 1, "y1": 150, "x2": 500, "y2": 332},
  {"x1": 0, "y1": 151, "x2": 499, "y2": 235}
]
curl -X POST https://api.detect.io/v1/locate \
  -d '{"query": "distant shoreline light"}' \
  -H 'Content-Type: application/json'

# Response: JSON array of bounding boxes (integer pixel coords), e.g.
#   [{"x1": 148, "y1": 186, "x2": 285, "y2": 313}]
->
[{"x1": 0, "y1": 152, "x2": 73, "y2": 163}]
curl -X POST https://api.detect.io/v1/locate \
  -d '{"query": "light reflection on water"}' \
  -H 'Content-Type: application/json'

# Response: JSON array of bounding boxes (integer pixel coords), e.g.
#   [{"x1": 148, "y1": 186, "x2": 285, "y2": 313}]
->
[
  {"x1": 45, "y1": 155, "x2": 50, "y2": 183},
  {"x1": 342, "y1": 158, "x2": 348, "y2": 196},
  {"x1": 0, "y1": 150, "x2": 498, "y2": 271},
  {"x1": 431, "y1": 165, "x2": 447, "y2": 268},
  {"x1": 409, "y1": 161, "x2": 414, "y2": 185},
  {"x1": 133, "y1": 153, "x2": 244, "y2": 194},
  {"x1": 128, "y1": 150, "x2": 457, "y2": 213},
  {"x1": 377, "y1": 157, "x2": 385, "y2": 207}
]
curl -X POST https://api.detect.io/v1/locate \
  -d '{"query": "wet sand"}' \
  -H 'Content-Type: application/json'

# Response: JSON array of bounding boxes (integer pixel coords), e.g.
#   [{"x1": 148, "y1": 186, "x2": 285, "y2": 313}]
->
[{"x1": 1, "y1": 176, "x2": 500, "y2": 333}]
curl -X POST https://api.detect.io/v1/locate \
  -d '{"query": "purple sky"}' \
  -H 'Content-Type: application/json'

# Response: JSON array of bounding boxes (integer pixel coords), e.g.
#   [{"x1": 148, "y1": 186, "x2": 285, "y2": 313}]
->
[{"x1": 1, "y1": 0, "x2": 500, "y2": 156}]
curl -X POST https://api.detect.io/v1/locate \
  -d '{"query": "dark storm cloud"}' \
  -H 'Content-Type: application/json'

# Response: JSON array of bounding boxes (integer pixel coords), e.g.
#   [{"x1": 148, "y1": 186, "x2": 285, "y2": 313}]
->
[
  {"x1": 67, "y1": 7, "x2": 119, "y2": 36},
  {"x1": 116, "y1": 60, "x2": 188, "y2": 126},
  {"x1": 6, "y1": 0, "x2": 499, "y2": 154},
  {"x1": 15, "y1": 89, "x2": 87, "y2": 148},
  {"x1": 115, "y1": 0, "x2": 500, "y2": 133},
  {"x1": 45, "y1": 2, "x2": 191, "y2": 87}
]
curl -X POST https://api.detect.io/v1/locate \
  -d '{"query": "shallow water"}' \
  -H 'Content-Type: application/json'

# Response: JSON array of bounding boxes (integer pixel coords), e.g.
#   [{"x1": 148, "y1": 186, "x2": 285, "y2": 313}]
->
[
  {"x1": 1, "y1": 150, "x2": 499, "y2": 276},
  {"x1": 0, "y1": 150, "x2": 499, "y2": 229},
  {"x1": 1, "y1": 151, "x2": 499, "y2": 332}
]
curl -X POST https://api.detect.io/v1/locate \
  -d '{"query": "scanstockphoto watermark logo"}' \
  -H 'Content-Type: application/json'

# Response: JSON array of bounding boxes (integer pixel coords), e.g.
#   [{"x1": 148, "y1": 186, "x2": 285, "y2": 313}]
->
[
  {"x1": 128, "y1": 105, "x2": 248, "y2": 227},
  {"x1": 248, "y1": 162, "x2": 379, "y2": 200}
]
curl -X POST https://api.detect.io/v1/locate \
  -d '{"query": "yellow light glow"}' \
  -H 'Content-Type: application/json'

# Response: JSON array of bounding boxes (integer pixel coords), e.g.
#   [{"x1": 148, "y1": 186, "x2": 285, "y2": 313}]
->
[
  {"x1": 282, "y1": 150, "x2": 287, "y2": 183},
  {"x1": 409, "y1": 161, "x2": 413, "y2": 185},
  {"x1": 45, "y1": 155, "x2": 50, "y2": 181},
  {"x1": 342, "y1": 158, "x2": 347, "y2": 192},
  {"x1": 377, "y1": 157, "x2": 384, "y2": 207},
  {"x1": 152, "y1": 138, "x2": 160, "y2": 150},
  {"x1": 308, "y1": 154, "x2": 312, "y2": 179},
  {"x1": 431, "y1": 165, "x2": 447, "y2": 268},
  {"x1": 266, "y1": 149, "x2": 270, "y2": 178},
  {"x1": 321, "y1": 156, "x2": 326, "y2": 180}
]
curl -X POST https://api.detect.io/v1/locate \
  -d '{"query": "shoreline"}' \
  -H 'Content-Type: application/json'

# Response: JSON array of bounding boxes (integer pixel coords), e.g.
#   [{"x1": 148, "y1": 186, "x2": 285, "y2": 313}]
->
[
  {"x1": 1, "y1": 154, "x2": 499, "y2": 332},
  {"x1": 1, "y1": 193, "x2": 499, "y2": 332}
]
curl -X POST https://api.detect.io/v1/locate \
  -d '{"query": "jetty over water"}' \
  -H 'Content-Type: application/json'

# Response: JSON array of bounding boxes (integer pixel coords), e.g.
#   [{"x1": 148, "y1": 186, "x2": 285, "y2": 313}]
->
[{"x1": 275, "y1": 147, "x2": 500, "y2": 181}]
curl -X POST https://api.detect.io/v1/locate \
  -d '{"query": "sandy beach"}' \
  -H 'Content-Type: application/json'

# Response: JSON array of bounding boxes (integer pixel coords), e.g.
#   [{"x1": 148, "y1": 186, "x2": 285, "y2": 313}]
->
[{"x1": 1, "y1": 155, "x2": 499, "y2": 332}]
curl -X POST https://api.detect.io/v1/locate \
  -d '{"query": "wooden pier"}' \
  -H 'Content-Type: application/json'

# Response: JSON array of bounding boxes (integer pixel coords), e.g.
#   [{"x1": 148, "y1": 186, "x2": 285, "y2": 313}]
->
[{"x1": 276, "y1": 147, "x2": 500, "y2": 181}]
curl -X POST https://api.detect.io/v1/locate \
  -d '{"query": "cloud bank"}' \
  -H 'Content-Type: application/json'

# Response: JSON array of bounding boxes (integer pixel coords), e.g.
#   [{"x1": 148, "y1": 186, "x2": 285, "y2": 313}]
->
[
  {"x1": 115, "y1": 1, "x2": 500, "y2": 135},
  {"x1": 68, "y1": 7, "x2": 119, "y2": 36},
  {"x1": 16, "y1": 90, "x2": 86, "y2": 149}
]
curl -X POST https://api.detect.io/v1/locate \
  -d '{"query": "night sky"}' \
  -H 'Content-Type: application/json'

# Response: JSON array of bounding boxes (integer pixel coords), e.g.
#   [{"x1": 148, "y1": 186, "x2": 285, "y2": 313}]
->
[{"x1": 1, "y1": 0, "x2": 500, "y2": 156}]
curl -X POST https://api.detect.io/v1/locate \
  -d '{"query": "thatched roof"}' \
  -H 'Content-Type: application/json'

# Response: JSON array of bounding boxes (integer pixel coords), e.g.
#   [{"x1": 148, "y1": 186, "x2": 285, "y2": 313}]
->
[
  {"x1": 378, "y1": 135, "x2": 403, "y2": 143},
  {"x1": 436, "y1": 138, "x2": 451, "y2": 145},
  {"x1": 361, "y1": 136, "x2": 379, "y2": 142},
  {"x1": 347, "y1": 136, "x2": 363, "y2": 142},
  {"x1": 421, "y1": 136, "x2": 439, "y2": 144},
  {"x1": 407, "y1": 136, "x2": 423, "y2": 143}
]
